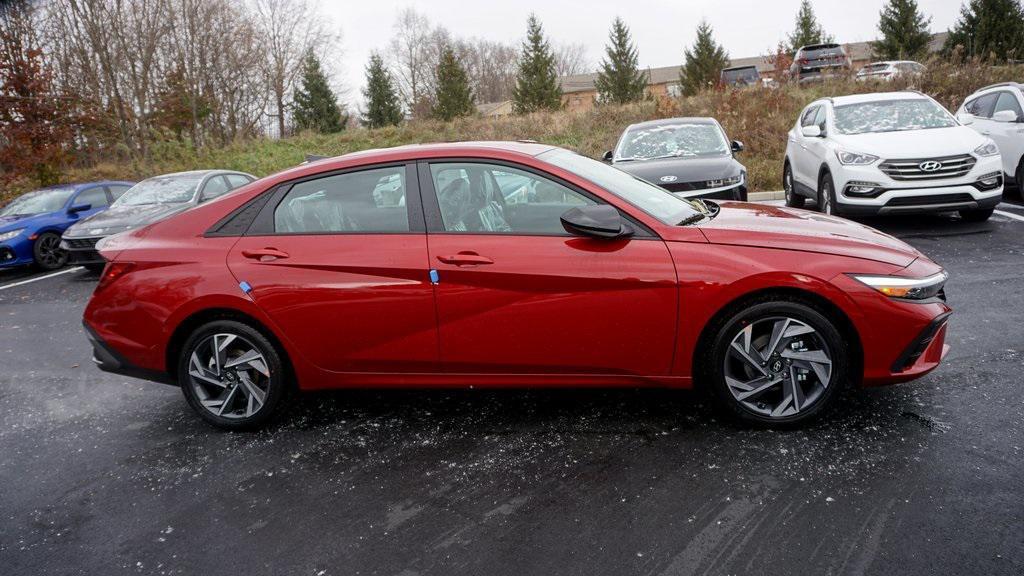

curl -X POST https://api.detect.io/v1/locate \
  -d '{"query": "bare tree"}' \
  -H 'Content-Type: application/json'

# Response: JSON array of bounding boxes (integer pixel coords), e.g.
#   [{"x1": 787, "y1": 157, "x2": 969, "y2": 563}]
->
[
  {"x1": 554, "y1": 42, "x2": 589, "y2": 77},
  {"x1": 386, "y1": 7, "x2": 433, "y2": 117}
]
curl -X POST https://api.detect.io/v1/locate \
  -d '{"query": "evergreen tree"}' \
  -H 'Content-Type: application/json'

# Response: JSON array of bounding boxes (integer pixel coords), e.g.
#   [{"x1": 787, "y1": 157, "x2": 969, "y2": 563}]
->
[
  {"x1": 431, "y1": 45, "x2": 475, "y2": 120},
  {"x1": 292, "y1": 50, "x2": 345, "y2": 133},
  {"x1": 788, "y1": 0, "x2": 834, "y2": 51},
  {"x1": 679, "y1": 20, "x2": 730, "y2": 96},
  {"x1": 594, "y1": 17, "x2": 648, "y2": 104},
  {"x1": 512, "y1": 14, "x2": 562, "y2": 113},
  {"x1": 362, "y1": 53, "x2": 404, "y2": 128},
  {"x1": 873, "y1": 0, "x2": 933, "y2": 60},
  {"x1": 944, "y1": 0, "x2": 1024, "y2": 61}
]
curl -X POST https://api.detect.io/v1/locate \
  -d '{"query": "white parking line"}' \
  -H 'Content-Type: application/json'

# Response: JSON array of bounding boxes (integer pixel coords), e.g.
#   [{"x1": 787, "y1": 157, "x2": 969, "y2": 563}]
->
[
  {"x1": 0, "y1": 267, "x2": 84, "y2": 292},
  {"x1": 994, "y1": 209, "x2": 1024, "y2": 222}
]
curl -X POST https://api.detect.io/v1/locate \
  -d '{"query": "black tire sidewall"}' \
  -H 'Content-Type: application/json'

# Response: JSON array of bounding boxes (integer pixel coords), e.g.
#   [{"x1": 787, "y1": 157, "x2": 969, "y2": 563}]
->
[
  {"x1": 706, "y1": 300, "x2": 850, "y2": 427},
  {"x1": 177, "y1": 320, "x2": 290, "y2": 431},
  {"x1": 33, "y1": 232, "x2": 67, "y2": 271},
  {"x1": 818, "y1": 172, "x2": 839, "y2": 216},
  {"x1": 783, "y1": 162, "x2": 805, "y2": 208}
]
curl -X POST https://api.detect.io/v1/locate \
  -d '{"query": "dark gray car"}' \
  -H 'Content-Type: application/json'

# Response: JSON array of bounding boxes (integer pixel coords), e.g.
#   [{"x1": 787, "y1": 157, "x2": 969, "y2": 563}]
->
[
  {"x1": 603, "y1": 117, "x2": 747, "y2": 201},
  {"x1": 62, "y1": 170, "x2": 255, "y2": 269}
]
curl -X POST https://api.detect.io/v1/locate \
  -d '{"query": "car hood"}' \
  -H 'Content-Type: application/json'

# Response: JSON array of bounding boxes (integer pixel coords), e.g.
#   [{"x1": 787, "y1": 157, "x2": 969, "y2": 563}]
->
[
  {"x1": 0, "y1": 212, "x2": 49, "y2": 231},
  {"x1": 65, "y1": 202, "x2": 190, "y2": 236},
  {"x1": 694, "y1": 203, "x2": 921, "y2": 267},
  {"x1": 613, "y1": 155, "x2": 742, "y2": 184},
  {"x1": 831, "y1": 126, "x2": 986, "y2": 159}
]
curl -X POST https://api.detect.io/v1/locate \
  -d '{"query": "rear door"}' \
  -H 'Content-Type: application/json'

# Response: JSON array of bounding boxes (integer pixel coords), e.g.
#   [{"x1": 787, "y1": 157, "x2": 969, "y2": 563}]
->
[
  {"x1": 988, "y1": 91, "x2": 1024, "y2": 176},
  {"x1": 227, "y1": 163, "x2": 438, "y2": 374},
  {"x1": 419, "y1": 159, "x2": 678, "y2": 377}
]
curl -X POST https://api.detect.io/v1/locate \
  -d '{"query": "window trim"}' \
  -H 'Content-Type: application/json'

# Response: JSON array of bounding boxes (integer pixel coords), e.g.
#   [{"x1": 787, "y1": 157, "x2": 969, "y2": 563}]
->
[
  {"x1": 242, "y1": 161, "x2": 425, "y2": 237},
  {"x1": 416, "y1": 158, "x2": 655, "y2": 238}
]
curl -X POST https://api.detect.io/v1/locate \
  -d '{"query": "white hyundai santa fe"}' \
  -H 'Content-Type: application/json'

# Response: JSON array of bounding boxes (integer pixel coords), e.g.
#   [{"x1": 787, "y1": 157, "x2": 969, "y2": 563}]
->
[
  {"x1": 783, "y1": 91, "x2": 1003, "y2": 221},
  {"x1": 957, "y1": 82, "x2": 1024, "y2": 193}
]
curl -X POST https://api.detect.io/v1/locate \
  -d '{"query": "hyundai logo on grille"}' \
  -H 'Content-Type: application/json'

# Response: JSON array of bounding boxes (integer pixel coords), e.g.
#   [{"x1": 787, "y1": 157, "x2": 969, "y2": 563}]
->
[
  {"x1": 660, "y1": 175, "x2": 678, "y2": 183},
  {"x1": 918, "y1": 160, "x2": 943, "y2": 172}
]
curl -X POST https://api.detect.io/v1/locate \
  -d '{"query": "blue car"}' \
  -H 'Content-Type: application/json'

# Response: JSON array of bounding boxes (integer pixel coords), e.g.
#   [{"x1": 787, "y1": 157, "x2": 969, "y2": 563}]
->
[{"x1": 0, "y1": 181, "x2": 134, "y2": 271}]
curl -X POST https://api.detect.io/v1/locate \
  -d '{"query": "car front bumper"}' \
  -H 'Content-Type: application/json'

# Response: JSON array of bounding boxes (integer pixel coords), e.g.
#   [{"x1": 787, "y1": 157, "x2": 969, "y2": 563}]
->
[
  {"x1": 0, "y1": 239, "x2": 35, "y2": 268},
  {"x1": 61, "y1": 236, "x2": 107, "y2": 265}
]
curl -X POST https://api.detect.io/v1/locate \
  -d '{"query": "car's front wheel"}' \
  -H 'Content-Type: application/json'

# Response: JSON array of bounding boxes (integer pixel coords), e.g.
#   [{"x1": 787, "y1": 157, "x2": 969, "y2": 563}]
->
[
  {"x1": 706, "y1": 300, "x2": 850, "y2": 427},
  {"x1": 33, "y1": 232, "x2": 68, "y2": 271},
  {"x1": 783, "y1": 162, "x2": 805, "y2": 208},
  {"x1": 177, "y1": 320, "x2": 292, "y2": 430},
  {"x1": 818, "y1": 172, "x2": 839, "y2": 216}
]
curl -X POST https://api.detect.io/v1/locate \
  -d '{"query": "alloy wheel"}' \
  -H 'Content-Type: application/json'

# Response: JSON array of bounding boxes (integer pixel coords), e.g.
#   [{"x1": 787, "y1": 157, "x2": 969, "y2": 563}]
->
[
  {"x1": 35, "y1": 234, "x2": 67, "y2": 269},
  {"x1": 723, "y1": 316, "x2": 833, "y2": 419},
  {"x1": 820, "y1": 181, "x2": 833, "y2": 215},
  {"x1": 188, "y1": 333, "x2": 271, "y2": 419}
]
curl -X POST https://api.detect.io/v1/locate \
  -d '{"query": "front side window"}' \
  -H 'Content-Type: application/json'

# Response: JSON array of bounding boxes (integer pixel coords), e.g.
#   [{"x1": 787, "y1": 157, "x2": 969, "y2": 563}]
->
[
  {"x1": 966, "y1": 93, "x2": 998, "y2": 118},
  {"x1": 615, "y1": 122, "x2": 730, "y2": 161},
  {"x1": 833, "y1": 98, "x2": 957, "y2": 135},
  {"x1": 74, "y1": 187, "x2": 109, "y2": 209},
  {"x1": 430, "y1": 162, "x2": 593, "y2": 235},
  {"x1": 274, "y1": 166, "x2": 409, "y2": 233},
  {"x1": 106, "y1": 185, "x2": 131, "y2": 200},
  {"x1": 116, "y1": 175, "x2": 204, "y2": 206},
  {"x1": 801, "y1": 106, "x2": 820, "y2": 127},
  {"x1": 200, "y1": 176, "x2": 230, "y2": 202},
  {"x1": 0, "y1": 187, "x2": 75, "y2": 216}
]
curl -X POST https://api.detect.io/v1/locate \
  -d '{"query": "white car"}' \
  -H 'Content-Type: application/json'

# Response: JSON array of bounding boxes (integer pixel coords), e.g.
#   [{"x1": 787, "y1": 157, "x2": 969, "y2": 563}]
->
[
  {"x1": 957, "y1": 82, "x2": 1024, "y2": 191},
  {"x1": 855, "y1": 61, "x2": 925, "y2": 82},
  {"x1": 783, "y1": 91, "x2": 1003, "y2": 221}
]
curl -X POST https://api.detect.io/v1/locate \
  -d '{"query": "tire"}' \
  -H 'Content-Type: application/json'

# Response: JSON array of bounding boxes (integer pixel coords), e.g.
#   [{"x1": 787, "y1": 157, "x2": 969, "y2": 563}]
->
[
  {"x1": 783, "y1": 162, "x2": 805, "y2": 208},
  {"x1": 817, "y1": 172, "x2": 839, "y2": 216},
  {"x1": 1015, "y1": 159, "x2": 1024, "y2": 200},
  {"x1": 177, "y1": 320, "x2": 292, "y2": 431},
  {"x1": 84, "y1": 263, "x2": 106, "y2": 274},
  {"x1": 958, "y1": 207, "x2": 994, "y2": 222},
  {"x1": 704, "y1": 299, "x2": 851, "y2": 427},
  {"x1": 32, "y1": 232, "x2": 68, "y2": 271}
]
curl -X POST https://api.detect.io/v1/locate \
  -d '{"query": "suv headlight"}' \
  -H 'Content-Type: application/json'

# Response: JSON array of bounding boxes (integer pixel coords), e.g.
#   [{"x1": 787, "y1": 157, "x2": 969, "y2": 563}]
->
[
  {"x1": 706, "y1": 175, "x2": 743, "y2": 188},
  {"x1": 0, "y1": 228, "x2": 25, "y2": 242},
  {"x1": 850, "y1": 271, "x2": 948, "y2": 300},
  {"x1": 974, "y1": 141, "x2": 999, "y2": 157},
  {"x1": 836, "y1": 150, "x2": 879, "y2": 165}
]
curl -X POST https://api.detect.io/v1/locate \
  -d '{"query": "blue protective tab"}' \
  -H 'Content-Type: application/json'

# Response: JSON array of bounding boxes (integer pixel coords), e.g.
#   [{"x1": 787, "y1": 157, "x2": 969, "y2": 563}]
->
[
  {"x1": 428, "y1": 269, "x2": 440, "y2": 284},
  {"x1": 239, "y1": 281, "x2": 252, "y2": 294}
]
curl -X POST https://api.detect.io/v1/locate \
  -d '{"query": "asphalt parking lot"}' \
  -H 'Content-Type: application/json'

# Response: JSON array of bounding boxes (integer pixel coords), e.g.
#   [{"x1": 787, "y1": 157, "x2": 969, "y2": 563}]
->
[{"x1": 1, "y1": 201, "x2": 1023, "y2": 576}]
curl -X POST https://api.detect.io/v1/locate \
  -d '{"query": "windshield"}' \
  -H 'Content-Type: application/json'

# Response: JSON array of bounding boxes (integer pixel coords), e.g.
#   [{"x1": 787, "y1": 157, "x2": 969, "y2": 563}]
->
[
  {"x1": 539, "y1": 148, "x2": 703, "y2": 225},
  {"x1": 616, "y1": 123, "x2": 730, "y2": 161},
  {"x1": 833, "y1": 99, "x2": 958, "y2": 135},
  {"x1": 115, "y1": 175, "x2": 203, "y2": 206},
  {"x1": 0, "y1": 187, "x2": 75, "y2": 216}
]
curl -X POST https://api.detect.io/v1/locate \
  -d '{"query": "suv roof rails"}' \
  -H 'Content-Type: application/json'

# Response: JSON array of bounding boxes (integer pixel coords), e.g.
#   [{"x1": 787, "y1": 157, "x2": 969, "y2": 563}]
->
[{"x1": 975, "y1": 82, "x2": 1022, "y2": 93}]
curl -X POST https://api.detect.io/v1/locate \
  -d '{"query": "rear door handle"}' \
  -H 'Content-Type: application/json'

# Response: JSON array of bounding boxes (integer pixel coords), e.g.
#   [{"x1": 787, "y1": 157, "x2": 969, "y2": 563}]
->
[
  {"x1": 437, "y1": 252, "x2": 493, "y2": 266},
  {"x1": 242, "y1": 248, "x2": 290, "y2": 261}
]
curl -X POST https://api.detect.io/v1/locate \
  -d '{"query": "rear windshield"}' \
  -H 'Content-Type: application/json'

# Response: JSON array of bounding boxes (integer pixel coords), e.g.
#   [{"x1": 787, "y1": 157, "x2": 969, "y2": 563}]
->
[
  {"x1": 800, "y1": 45, "x2": 843, "y2": 58},
  {"x1": 833, "y1": 99, "x2": 958, "y2": 135},
  {"x1": 721, "y1": 67, "x2": 759, "y2": 84}
]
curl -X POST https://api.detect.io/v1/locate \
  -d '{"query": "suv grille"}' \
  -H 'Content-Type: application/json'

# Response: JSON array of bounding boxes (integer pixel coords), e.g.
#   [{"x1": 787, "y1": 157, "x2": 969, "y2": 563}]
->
[
  {"x1": 885, "y1": 193, "x2": 974, "y2": 207},
  {"x1": 65, "y1": 237, "x2": 100, "y2": 249},
  {"x1": 879, "y1": 154, "x2": 976, "y2": 181}
]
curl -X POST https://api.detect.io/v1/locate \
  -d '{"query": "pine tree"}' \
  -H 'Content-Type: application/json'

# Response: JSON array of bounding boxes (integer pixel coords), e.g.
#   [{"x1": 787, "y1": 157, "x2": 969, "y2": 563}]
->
[
  {"x1": 362, "y1": 53, "x2": 404, "y2": 128},
  {"x1": 512, "y1": 14, "x2": 562, "y2": 114},
  {"x1": 788, "y1": 0, "x2": 834, "y2": 51},
  {"x1": 873, "y1": 0, "x2": 933, "y2": 60},
  {"x1": 679, "y1": 20, "x2": 730, "y2": 96},
  {"x1": 594, "y1": 17, "x2": 648, "y2": 104},
  {"x1": 944, "y1": 0, "x2": 1024, "y2": 61},
  {"x1": 292, "y1": 50, "x2": 345, "y2": 134},
  {"x1": 431, "y1": 45, "x2": 475, "y2": 121}
]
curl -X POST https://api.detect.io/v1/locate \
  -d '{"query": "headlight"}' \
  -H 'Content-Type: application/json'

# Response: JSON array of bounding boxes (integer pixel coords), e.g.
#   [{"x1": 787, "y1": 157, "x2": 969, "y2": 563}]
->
[
  {"x1": 850, "y1": 271, "x2": 948, "y2": 300},
  {"x1": 706, "y1": 175, "x2": 743, "y2": 188},
  {"x1": 836, "y1": 150, "x2": 880, "y2": 165},
  {"x1": 0, "y1": 228, "x2": 25, "y2": 242},
  {"x1": 974, "y1": 141, "x2": 999, "y2": 157}
]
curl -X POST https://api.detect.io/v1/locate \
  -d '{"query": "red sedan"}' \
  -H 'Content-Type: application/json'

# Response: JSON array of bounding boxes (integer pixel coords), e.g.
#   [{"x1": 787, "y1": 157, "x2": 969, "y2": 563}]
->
[{"x1": 83, "y1": 142, "x2": 951, "y2": 430}]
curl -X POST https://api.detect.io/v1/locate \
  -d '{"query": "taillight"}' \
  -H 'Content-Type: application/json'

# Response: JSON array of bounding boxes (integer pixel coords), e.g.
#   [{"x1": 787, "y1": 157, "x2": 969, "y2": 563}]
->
[{"x1": 96, "y1": 262, "x2": 134, "y2": 292}]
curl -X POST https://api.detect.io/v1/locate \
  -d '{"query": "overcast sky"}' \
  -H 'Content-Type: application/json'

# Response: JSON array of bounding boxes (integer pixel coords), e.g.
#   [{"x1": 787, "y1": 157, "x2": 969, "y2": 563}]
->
[{"x1": 323, "y1": 0, "x2": 966, "y2": 108}]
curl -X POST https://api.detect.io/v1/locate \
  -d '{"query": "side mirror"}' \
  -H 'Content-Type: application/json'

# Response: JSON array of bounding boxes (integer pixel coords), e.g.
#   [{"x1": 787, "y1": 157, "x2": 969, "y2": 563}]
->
[
  {"x1": 602, "y1": 150, "x2": 614, "y2": 163},
  {"x1": 731, "y1": 140, "x2": 744, "y2": 153},
  {"x1": 68, "y1": 203, "x2": 92, "y2": 214},
  {"x1": 956, "y1": 112, "x2": 975, "y2": 125},
  {"x1": 800, "y1": 125, "x2": 822, "y2": 138},
  {"x1": 560, "y1": 205, "x2": 633, "y2": 239},
  {"x1": 993, "y1": 109, "x2": 1019, "y2": 123}
]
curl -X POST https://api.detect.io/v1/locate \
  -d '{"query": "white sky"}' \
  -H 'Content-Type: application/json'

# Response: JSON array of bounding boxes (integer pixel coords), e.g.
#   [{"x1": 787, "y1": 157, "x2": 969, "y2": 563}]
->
[{"x1": 323, "y1": 0, "x2": 966, "y2": 108}]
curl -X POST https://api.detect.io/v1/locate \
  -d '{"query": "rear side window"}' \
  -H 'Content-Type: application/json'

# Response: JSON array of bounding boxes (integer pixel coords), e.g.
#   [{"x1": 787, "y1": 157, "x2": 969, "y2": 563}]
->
[
  {"x1": 225, "y1": 174, "x2": 252, "y2": 189},
  {"x1": 966, "y1": 93, "x2": 998, "y2": 118},
  {"x1": 199, "y1": 176, "x2": 230, "y2": 202},
  {"x1": 993, "y1": 91, "x2": 1023, "y2": 118},
  {"x1": 274, "y1": 166, "x2": 409, "y2": 233}
]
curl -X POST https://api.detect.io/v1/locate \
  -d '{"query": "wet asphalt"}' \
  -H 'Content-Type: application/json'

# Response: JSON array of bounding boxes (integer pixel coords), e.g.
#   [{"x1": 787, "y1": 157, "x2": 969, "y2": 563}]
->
[{"x1": 1, "y1": 203, "x2": 1022, "y2": 575}]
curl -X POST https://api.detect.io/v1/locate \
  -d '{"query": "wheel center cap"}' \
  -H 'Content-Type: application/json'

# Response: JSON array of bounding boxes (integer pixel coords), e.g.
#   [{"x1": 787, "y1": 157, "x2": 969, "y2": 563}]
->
[{"x1": 771, "y1": 360, "x2": 784, "y2": 373}]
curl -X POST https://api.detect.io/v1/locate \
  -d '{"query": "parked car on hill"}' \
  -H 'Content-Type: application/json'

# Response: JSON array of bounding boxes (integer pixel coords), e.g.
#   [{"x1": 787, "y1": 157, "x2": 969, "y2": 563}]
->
[
  {"x1": 720, "y1": 65, "x2": 761, "y2": 87},
  {"x1": 0, "y1": 181, "x2": 134, "y2": 271},
  {"x1": 83, "y1": 141, "x2": 951, "y2": 430},
  {"x1": 62, "y1": 170, "x2": 255, "y2": 270},
  {"x1": 783, "y1": 91, "x2": 1003, "y2": 221},
  {"x1": 855, "y1": 61, "x2": 925, "y2": 82},
  {"x1": 957, "y1": 82, "x2": 1024, "y2": 194},
  {"x1": 603, "y1": 117, "x2": 747, "y2": 201},
  {"x1": 789, "y1": 43, "x2": 851, "y2": 83}
]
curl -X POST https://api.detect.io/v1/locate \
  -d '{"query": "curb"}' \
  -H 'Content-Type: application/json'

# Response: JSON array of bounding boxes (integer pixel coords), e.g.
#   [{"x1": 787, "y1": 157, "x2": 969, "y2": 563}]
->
[{"x1": 749, "y1": 190, "x2": 785, "y2": 202}]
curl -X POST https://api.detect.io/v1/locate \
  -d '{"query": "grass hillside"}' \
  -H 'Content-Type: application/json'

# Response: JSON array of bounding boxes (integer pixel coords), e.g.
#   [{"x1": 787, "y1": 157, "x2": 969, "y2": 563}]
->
[{"x1": 7, "y1": 58, "x2": 1022, "y2": 202}]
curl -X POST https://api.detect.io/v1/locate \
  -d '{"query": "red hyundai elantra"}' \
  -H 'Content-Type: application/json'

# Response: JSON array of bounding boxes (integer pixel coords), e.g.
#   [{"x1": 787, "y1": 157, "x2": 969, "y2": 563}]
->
[{"x1": 83, "y1": 142, "x2": 951, "y2": 430}]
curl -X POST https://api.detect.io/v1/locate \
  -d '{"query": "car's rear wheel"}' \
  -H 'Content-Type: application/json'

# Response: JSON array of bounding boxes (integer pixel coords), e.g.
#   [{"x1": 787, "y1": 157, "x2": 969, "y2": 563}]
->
[
  {"x1": 818, "y1": 172, "x2": 839, "y2": 216},
  {"x1": 32, "y1": 232, "x2": 67, "y2": 271},
  {"x1": 783, "y1": 162, "x2": 805, "y2": 208},
  {"x1": 959, "y1": 207, "x2": 994, "y2": 222},
  {"x1": 177, "y1": 320, "x2": 291, "y2": 431},
  {"x1": 706, "y1": 300, "x2": 850, "y2": 427}
]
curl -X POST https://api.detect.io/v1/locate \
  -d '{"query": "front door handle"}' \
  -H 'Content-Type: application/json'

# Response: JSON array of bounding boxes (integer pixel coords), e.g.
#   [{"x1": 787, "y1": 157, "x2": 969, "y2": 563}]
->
[
  {"x1": 437, "y1": 251, "x2": 493, "y2": 266},
  {"x1": 242, "y1": 248, "x2": 290, "y2": 262}
]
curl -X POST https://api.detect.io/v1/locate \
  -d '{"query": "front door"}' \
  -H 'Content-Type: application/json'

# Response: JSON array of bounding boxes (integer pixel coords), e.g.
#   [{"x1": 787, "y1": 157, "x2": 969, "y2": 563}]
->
[
  {"x1": 420, "y1": 160, "x2": 678, "y2": 377},
  {"x1": 227, "y1": 163, "x2": 438, "y2": 374}
]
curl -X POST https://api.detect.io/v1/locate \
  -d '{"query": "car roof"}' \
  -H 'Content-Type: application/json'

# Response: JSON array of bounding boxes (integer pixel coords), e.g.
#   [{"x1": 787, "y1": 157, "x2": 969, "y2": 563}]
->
[
  {"x1": 799, "y1": 43, "x2": 841, "y2": 51},
  {"x1": 144, "y1": 170, "x2": 252, "y2": 180},
  {"x1": 830, "y1": 91, "x2": 928, "y2": 106},
  {"x1": 970, "y1": 82, "x2": 1024, "y2": 96},
  {"x1": 625, "y1": 117, "x2": 718, "y2": 130}
]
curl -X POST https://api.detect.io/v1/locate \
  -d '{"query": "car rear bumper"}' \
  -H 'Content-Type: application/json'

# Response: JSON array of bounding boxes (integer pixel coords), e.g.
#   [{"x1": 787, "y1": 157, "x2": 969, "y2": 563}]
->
[{"x1": 83, "y1": 321, "x2": 176, "y2": 386}]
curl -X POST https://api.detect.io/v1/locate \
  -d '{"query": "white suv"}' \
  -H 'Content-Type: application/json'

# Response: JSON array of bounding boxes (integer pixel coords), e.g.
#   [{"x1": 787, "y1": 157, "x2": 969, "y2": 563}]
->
[
  {"x1": 783, "y1": 91, "x2": 1003, "y2": 221},
  {"x1": 958, "y1": 83, "x2": 1024, "y2": 192}
]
